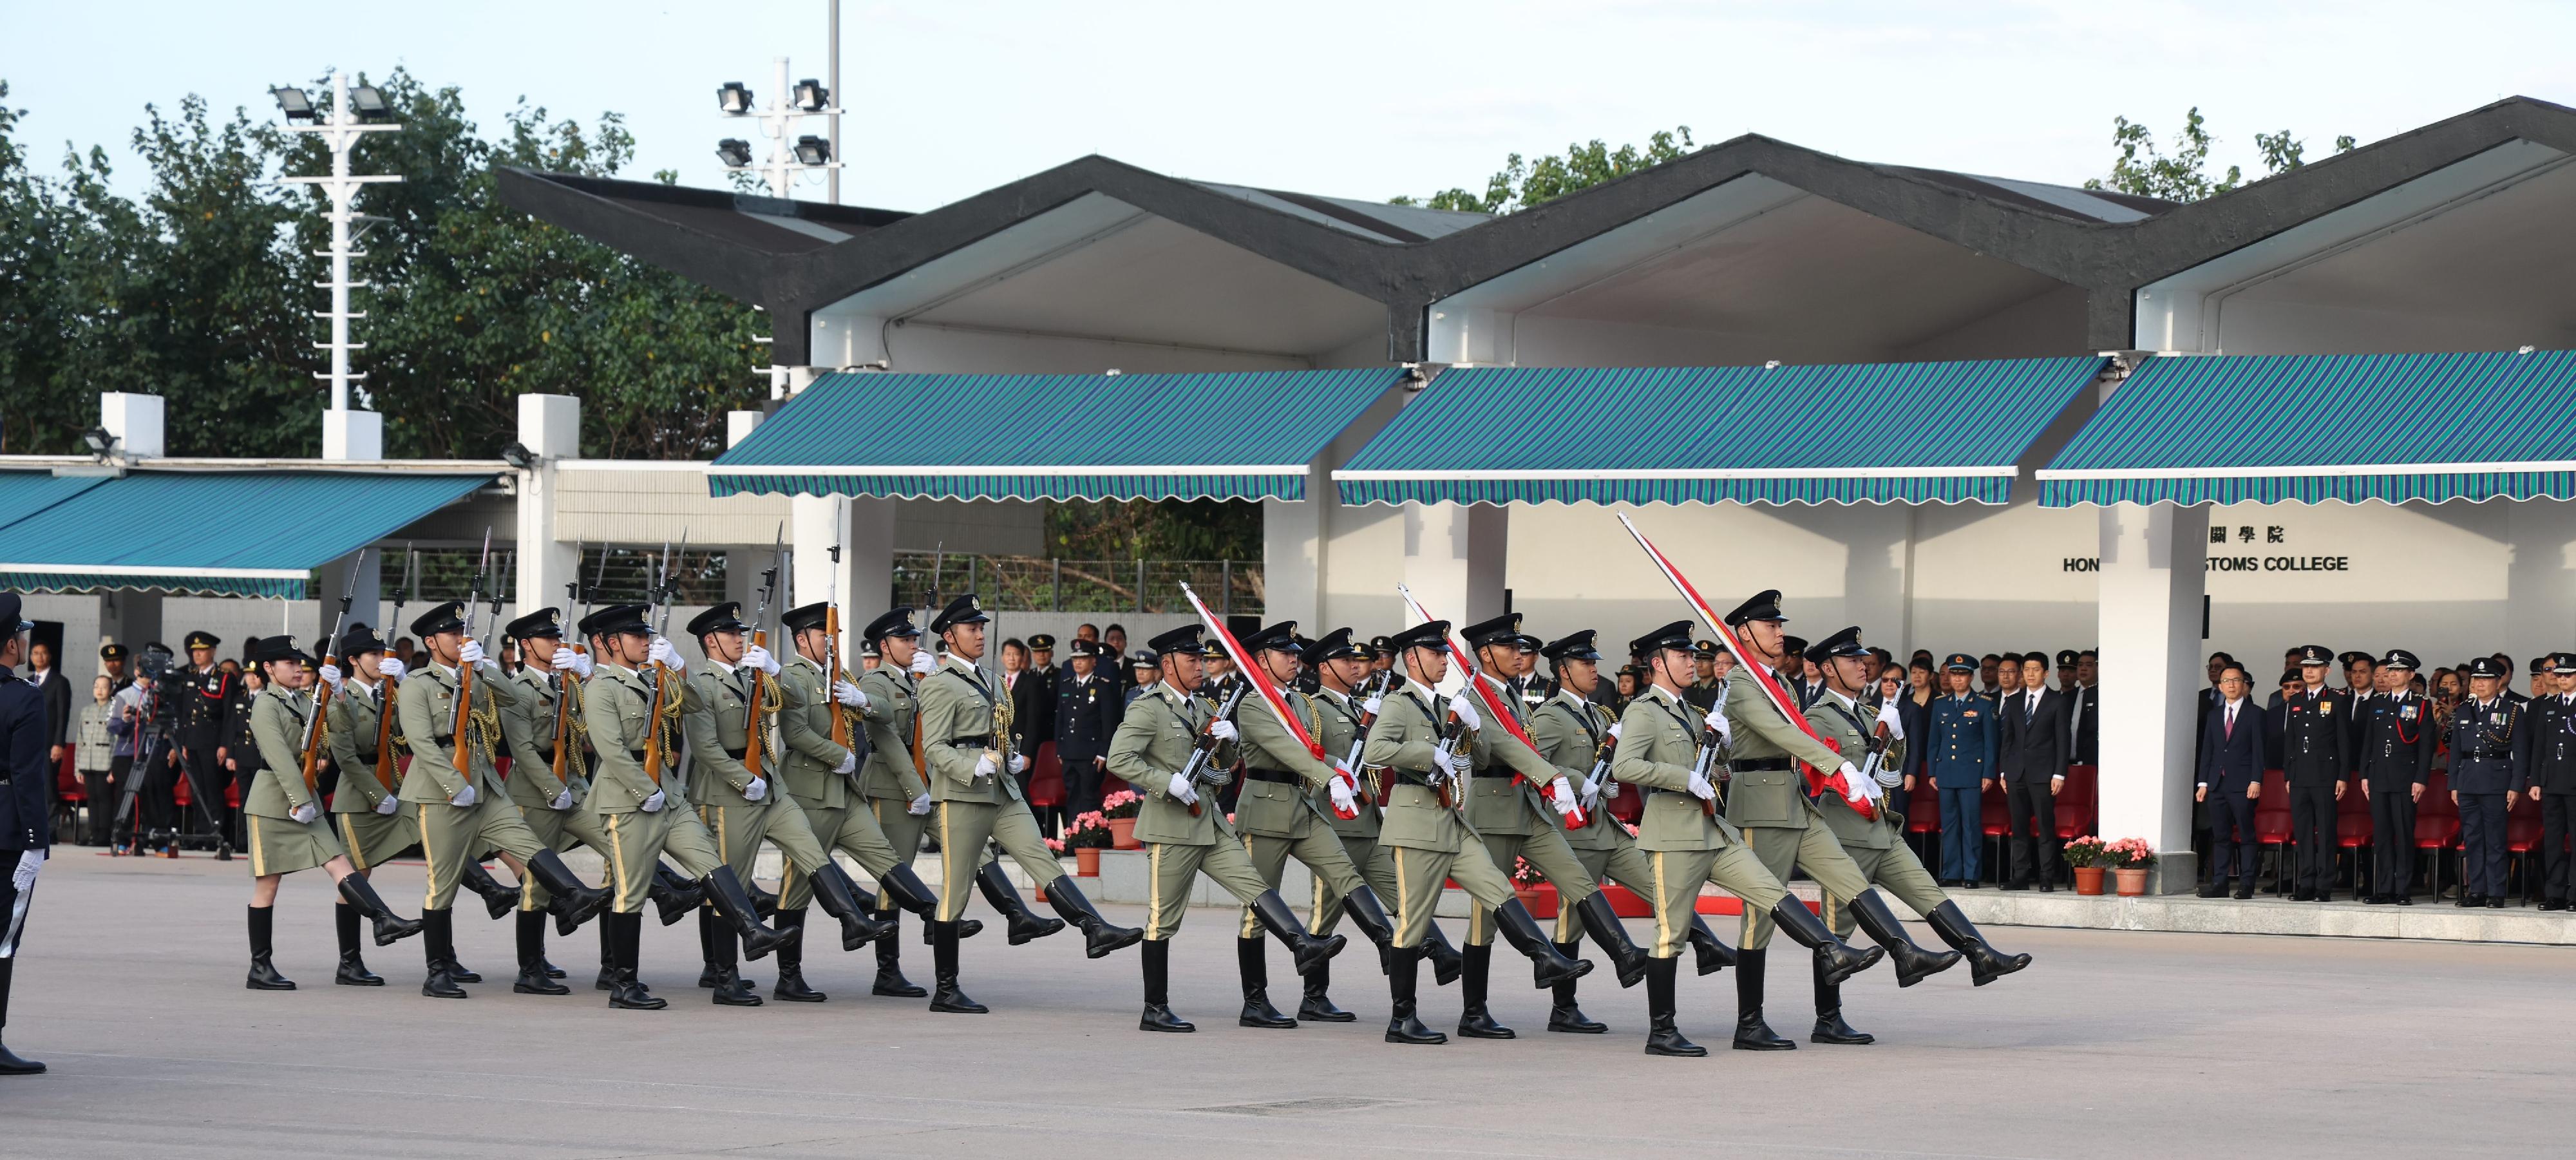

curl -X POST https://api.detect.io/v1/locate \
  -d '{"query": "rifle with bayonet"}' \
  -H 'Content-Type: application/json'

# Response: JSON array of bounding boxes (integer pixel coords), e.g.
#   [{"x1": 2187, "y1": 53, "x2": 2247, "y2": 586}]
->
[
  {"x1": 641, "y1": 534, "x2": 683, "y2": 786},
  {"x1": 1343, "y1": 669, "x2": 1395, "y2": 806},
  {"x1": 743, "y1": 524, "x2": 782, "y2": 784},
  {"x1": 825, "y1": 539, "x2": 851, "y2": 751},
  {"x1": 375, "y1": 545, "x2": 415, "y2": 794},
  {"x1": 553, "y1": 538, "x2": 603, "y2": 788},
  {"x1": 299, "y1": 549, "x2": 366, "y2": 799},
  {"x1": 1180, "y1": 674, "x2": 1250, "y2": 818},
  {"x1": 450, "y1": 529, "x2": 494, "y2": 774}
]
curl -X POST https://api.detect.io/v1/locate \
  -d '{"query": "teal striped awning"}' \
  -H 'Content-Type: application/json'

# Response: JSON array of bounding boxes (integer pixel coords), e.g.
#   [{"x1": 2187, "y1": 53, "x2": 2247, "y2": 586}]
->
[
  {"x1": 709, "y1": 368, "x2": 1410, "y2": 502},
  {"x1": 0, "y1": 471, "x2": 110, "y2": 525},
  {"x1": 2038, "y1": 350, "x2": 2576, "y2": 506},
  {"x1": 1333, "y1": 357, "x2": 2110, "y2": 506},
  {"x1": 0, "y1": 470, "x2": 495, "y2": 597}
]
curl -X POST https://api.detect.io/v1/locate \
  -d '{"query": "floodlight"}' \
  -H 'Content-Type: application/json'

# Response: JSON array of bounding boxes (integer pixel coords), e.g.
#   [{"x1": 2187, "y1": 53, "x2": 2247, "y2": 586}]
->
[
  {"x1": 793, "y1": 79, "x2": 828, "y2": 111},
  {"x1": 717, "y1": 82, "x2": 753, "y2": 115},
  {"x1": 793, "y1": 135, "x2": 830, "y2": 166},
  {"x1": 717, "y1": 138, "x2": 754, "y2": 167},
  {"x1": 350, "y1": 84, "x2": 392, "y2": 121},
  {"x1": 272, "y1": 86, "x2": 317, "y2": 120}
]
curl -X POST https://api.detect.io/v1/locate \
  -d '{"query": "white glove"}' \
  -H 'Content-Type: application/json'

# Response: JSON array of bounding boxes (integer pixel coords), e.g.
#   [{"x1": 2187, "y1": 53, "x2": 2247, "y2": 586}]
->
[
  {"x1": 907, "y1": 792, "x2": 932, "y2": 815},
  {"x1": 458, "y1": 638, "x2": 488, "y2": 669},
  {"x1": 374, "y1": 793, "x2": 399, "y2": 815},
  {"x1": 641, "y1": 789, "x2": 666, "y2": 812},
  {"x1": 553, "y1": 647, "x2": 592, "y2": 678},
  {"x1": 1166, "y1": 772, "x2": 1199, "y2": 805},
  {"x1": 1703, "y1": 706, "x2": 1731, "y2": 737},
  {"x1": 833, "y1": 752, "x2": 858, "y2": 775},
  {"x1": 1329, "y1": 776, "x2": 1358, "y2": 814},
  {"x1": 1207, "y1": 719, "x2": 1237, "y2": 743},
  {"x1": 13, "y1": 849, "x2": 43, "y2": 892},
  {"x1": 1009, "y1": 754, "x2": 1029, "y2": 775},
  {"x1": 550, "y1": 788, "x2": 574, "y2": 810},
  {"x1": 974, "y1": 751, "x2": 998, "y2": 779},
  {"x1": 290, "y1": 801, "x2": 318, "y2": 824},
  {"x1": 376, "y1": 657, "x2": 406, "y2": 681},
  {"x1": 450, "y1": 784, "x2": 477, "y2": 807},
  {"x1": 1607, "y1": 721, "x2": 1624, "y2": 741},
  {"x1": 1839, "y1": 761, "x2": 1882, "y2": 803},
  {"x1": 1687, "y1": 768, "x2": 1716, "y2": 801},
  {"x1": 1579, "y1": 777, "x2": 1604, "y2": 807},
  {"x1": 1548, "y1": 777, "x2": 1578, "y2": 816},
  {"x1": 1875, "y1": 698, "x2": 1904, "y2": 740},
  {"x1": 743, "y1": 777, "x2": 767, "y2": 802},
  {"x1": 1450, "y1": 696, "x2": 1481, "y2": 731},
  {"x1": 648, "y1": 636, "x2": 685, "y2": 672},
  {"x1": 833, "y1": 680, "x2": 867, "y2": 709},
  {"x1": 1361, "y1": 696, "x2": 1383, "y2": 717},
  {"x1": 742, "y1": 645, "x2": 780, "y2": 676},
  {"x1": 317, "y1": 663, "x2": 343, "y2": 690},
  {"x1": 909, "y1": 651, "x2": 935, "y2": 676}
]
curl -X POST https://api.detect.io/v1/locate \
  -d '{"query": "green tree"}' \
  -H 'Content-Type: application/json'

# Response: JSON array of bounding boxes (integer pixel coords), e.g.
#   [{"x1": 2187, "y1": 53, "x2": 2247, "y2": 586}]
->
[
  {"x1": 2084, "y1": 108, "x2": 2357, "y2": 202},
  {"x1": 1392, "y1": 126, "x2": 1697, "y2": 214}
]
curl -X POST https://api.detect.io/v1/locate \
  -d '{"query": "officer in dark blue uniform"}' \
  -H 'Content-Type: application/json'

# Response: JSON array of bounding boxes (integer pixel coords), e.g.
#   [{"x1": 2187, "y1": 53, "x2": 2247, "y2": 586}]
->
[
  {"x1": 166, "y1": 629, "x2": 240, "y2": 856},
  {"x1": 1925, "y1": 654, "x2": 1998, "y2": 887},
  {"x1": 2277, "y1": 645, "x2": 2350, "y2": 901},
  {"x1": 2447, "y1": 657, "x2": 2521, "y2": 908},
  {"x1": 0, "y1": 593, "x2": 52, "y2": 1074},
  {"x1": 2356, "y1": 650, "x2": 2435, "y2": 905},
  {"x1": 1054, "y1": 639, "x2": 1122, "y2": 821},
  {"x1": 2515, "y1": 651, "x2": 2576, "y2": 909}
]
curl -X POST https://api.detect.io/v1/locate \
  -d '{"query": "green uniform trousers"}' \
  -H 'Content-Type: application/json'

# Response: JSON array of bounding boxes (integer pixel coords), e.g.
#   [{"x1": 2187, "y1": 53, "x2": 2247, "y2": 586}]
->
[
  {"x1": 336, "y1": 804, "x2": 419, "y2": 873},
  {"x1": 599, "y1": 808, "x2": 723, "y2": 914},
  {"x1": 1308, "y1": 835, "x2": 1396, "y2": 938},
  {"x1": 699, "y1": 799, "x2": 835, "y2": 891},
  {"x1": 933, "y1": 799, "x2": 1065, "y2": 922},
  {"x1": 1389, "y1": 842, "x2": 1517, "y2": 951},
  {"x1": 517, "y1": 803, "x2": 614, "y2": 911},
  {"x1": 1645, "y1": 844, "x2": 1787, "y2": 959},
  {"x1": 416, "y1": 796, "x2": 544, "y2": 911},
  {"x1": 1560, "y1": 840, "x2": 1656, "y2": 944},
  {"x1": 1738, "y1": 822, "x2": 1874, "y2": 949},
  {"x1": 247, "y1": 812, "x2": 343, "y2": 879},
  {"x1": 1238, "y1": 826, "x2": 1368, "y2": 940},
  {"x1": 1822, "y1": 842, "x2": 1947, "y2": 940},
  {"x1": 1144, "y1": 837, "x2": 1269, "y2": 941},
  {"x1": 779, "y1": 801, "x2": 905, "y2": 910},
  {"x1": 1466, "y1": 826, "x2": 1599, "y2": 946}
]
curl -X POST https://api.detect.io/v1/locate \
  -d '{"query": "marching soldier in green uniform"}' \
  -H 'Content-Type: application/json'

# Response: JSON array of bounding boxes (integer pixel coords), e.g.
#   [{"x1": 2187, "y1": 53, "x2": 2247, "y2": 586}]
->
[
  {"x1": 767, "y1": 600, "x2": 949, "y2": 1002},
  {"x1": 580, "y1": 604, "x2": 782, "y2": 1010},
  {"x1": 682, "y1": 602, "x2": 897, "y2": 1006},
  {"x1": 1525, "y1": 629, "x2": 1734, "y2": 1036},
  {"x1": 321, "y1": 623, "x2": 419, "y2": 987},
  {"x1": 918, "y1": 594, "x2": 1139, "y2": 1014},
  {"x1": 1452, "y1": 613, "x2": 1649, "y2": 1039},
  {"x1": 1361, "y1": 620, "x2": 1591, "y2": 1046},
  {"x1": 1108, "y1": 623, "x2": 1345, "y2": 1033},
  {"x1": 397, "y1": 600, "x2": 609, "y2": 999},
  {"x1": 1800, "y1": 626, "x2": 2029, "y2": 1042},
  {"x1": 240, "y1": 636, "x2": 422, "y2": 990},
  {"x1": 1304, "y1": 629, "x2": 1465, "y2": 996},
  {"x1": 1226, "y1": 621, "x2": 1399, "y2": 1027},
  {"x1": 851, "y1": 607, "x2": 983, "y2": 999},
  {"x1": 1618, "y1": 622, "x2": 1879, "y2": 1055}
]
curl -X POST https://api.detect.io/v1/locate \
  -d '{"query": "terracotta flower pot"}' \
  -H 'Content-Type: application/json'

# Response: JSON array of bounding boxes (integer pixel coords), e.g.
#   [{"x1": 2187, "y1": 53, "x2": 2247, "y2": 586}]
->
[
  {"x1": 2114, "y1": 868, "x2": 2149, "y2": 897},
  {"x1": 1107, "y1": 817, "x2": 1139, "y2": 850},
  {"x1": 1075, "y1": 846, "x2": 1101, "y2": 877},
  {"x1": 2073, "y1": 866, "x2": 2106, "y2": 895}
]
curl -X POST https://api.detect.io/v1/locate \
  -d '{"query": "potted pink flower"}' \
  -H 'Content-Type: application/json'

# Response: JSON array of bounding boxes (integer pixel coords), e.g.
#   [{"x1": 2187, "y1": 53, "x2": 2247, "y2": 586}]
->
[
  {"x1": 1099, "y1": 789, "x2": 1143, "y2": 849},
  {"x1": 2103, "y1": 837, "x2": 2157, "y2": 896},
  {"x1": 1063, "y1": 812, "x2": 1112, "y2": 876},
  {"x1": 2062, "y1": 836, "x2": 2110, "y2": 895}
]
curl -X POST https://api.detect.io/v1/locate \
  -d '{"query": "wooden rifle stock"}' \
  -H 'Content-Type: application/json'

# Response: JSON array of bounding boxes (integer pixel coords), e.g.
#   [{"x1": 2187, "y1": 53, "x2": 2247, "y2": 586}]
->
[
  {"x1": 744, "y1": 630, "x2": 770, "y2": 780},
  {"x1": 298, "y1": 649, "x2": 342, "y2": 799},
  {"x1": 643, "y1": 662, "x2": 672, "y2": 786},
  {"x1": 551, "y1": 664, "x2": 575, "y2": 788},
  {"x1": 374, "y1": 677, "x2": 401, "y2": 792},
  {"x1": 451, "y1": 644, "x2": 478, "y2": 774},
  {"x1": 826, "y1": 606, "x2": 851, "y2": 750}
]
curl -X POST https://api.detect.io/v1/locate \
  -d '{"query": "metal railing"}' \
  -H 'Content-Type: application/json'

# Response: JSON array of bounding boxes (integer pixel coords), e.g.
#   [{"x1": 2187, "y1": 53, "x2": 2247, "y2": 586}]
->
[{"x1": 893, "y1": 553, "x2": 1262, "y2": 614}]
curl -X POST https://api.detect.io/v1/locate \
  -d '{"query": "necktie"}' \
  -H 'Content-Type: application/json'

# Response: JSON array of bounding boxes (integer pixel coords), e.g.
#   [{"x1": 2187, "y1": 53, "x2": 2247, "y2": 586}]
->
[
  {"x1": 2226, "y1": 704, "x2": 2237, "y2": 737},
  {"x1": 2026, "y1": 692, "x2": 2038, "y2": 722}
]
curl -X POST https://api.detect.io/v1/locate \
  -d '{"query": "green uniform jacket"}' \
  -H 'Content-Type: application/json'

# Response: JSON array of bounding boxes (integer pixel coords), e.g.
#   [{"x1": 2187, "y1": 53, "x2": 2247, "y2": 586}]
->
[
  {"x1": 1529, "y1": 689, "x2": 1620, "y2": 853},
  {"x1": 397, "y1": 662, "x2": 520, "y2": 804},
  {"x1": 855, "y1": 664, "x2": 928, "y2": 803},
  {"x1": 1307, "y1": 687, "x2": 1378, "y2": 839},
  {"x1": 500, "y1": 667, "x2": 581, "y2": 808},
  {"x1": 1720, "y1": 664, "x2": 1844, "y2": 830},
  {"x1": 1109, "y1": 681, "x2": 1234, "y2": 846},
  {"x1": 243, "y1": 686, "x2": 321, "y2": 819},
  {"x1": 326, "y1": 679, "x2": 397, "y2": 815},
  {"x1": 775, "y1": 654, "x2": 856, "y2": 810},
  {"x1": 1804, "y1": 690, "x2": 1900, "y2": 850},
  {"x1": 683, "y1": 663, "x2": 770, "y2": 807},
  {"x1": 1463, "y1": 673, "x2": 1560, "y2": 837},
  {"x1": 1233, "y1": 689, "x2": 1336, "y2": 839},
  {"x1": 918, "y1": 657, "x2": 1019, "y2": 805},
  {"x1": 583, "y1": 665, "x2": 661, "y2": 815},
  {"x1": 1359, "y1": 677, "x2": 1517, "y2": 854},
  {"x1": 1614, "y1": 685, "x2": 1745, "y2": 851}
]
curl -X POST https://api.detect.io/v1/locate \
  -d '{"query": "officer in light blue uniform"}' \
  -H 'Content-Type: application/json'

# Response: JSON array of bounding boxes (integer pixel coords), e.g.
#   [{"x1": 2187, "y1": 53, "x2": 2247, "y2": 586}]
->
[{"x1": 1924, "y1": 654, "x2": 1998, "y2": 887}]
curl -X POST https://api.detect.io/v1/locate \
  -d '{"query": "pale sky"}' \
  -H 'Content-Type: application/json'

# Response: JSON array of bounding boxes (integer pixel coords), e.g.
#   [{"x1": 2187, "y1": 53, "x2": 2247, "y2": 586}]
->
[{"x1": 5, "y1": 1, "x2": 2570, "y2": 212}]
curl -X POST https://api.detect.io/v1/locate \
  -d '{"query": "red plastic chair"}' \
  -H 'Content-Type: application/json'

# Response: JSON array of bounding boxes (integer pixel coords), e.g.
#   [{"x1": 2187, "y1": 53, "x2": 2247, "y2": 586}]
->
[
  {"x1": 2505, "y1": 790, "x2": 2543, "y2": 903},
  {"x1": 2336, "y1": 784, "x2": 2374, "y2": 893},
  {"x1": 2414, "y1": 769, "x2": 2461, "y2": 897},
  {"x1": 2054, "y1": 763, "x2": 2099, "y2": 840},
  {"x1": 1905, "y1": 776, "x2": 1941, "y2": 864},
  {"x1": 1980, "y1": 781, "x2": 2011, "y2": 885},
  {"x1": 2253, "y1": 773, "x2": 2292, "y2": 893}
]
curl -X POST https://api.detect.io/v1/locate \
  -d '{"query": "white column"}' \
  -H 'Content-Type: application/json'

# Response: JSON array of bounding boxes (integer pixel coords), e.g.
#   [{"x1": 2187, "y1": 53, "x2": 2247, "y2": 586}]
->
[
  {"x1": 516, "y1": 394, "x2": 581, "y2": 619},
  {"x1": 1262, "y1": 455, "x2": 1334, "y2": 628},
  {"x1": 2095, "y1": 502, "x2": 2209, "y2": 893},
  {"x1": 1401, "y1": 502, "x2": 1508, "y2": 626}
]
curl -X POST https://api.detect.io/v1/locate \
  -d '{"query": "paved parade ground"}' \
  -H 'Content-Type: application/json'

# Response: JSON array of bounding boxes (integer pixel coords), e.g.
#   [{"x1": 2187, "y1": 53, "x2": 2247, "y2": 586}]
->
[{"x1": 5, "y1": 851, "x2": 2571, "y2": 1159}]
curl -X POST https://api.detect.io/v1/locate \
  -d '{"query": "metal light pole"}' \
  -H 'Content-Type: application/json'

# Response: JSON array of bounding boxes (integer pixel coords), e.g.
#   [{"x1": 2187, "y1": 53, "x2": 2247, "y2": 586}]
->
[
  {"x1": 828, "y1": 0, "x2": 842, "y2": 206},
  {"x1": 278, "y1": 71, "x2": 401, "y2": 461},
  {"x1": 715, "y1": 48, "x2": 843, "y2": 399}
]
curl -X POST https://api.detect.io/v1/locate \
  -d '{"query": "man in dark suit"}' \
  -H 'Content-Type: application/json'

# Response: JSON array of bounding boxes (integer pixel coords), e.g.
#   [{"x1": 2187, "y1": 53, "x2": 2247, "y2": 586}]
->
[
  {"x1": 1054, "y1": 640, "x2": 1121, "y2": 821},
  {"x1": 1996, "y1": 651, "x2": 2069, "y2": 890},
  {"x1": 2062, "y1": 649, "x2": 2099, "y2": 766},
  {"x1": 2197, "y1": 663, "x2": 2268, "y2": 898},
  {"x1": 25, "y1": 643, "x2": 68, "y2": 791},
  {"x1": 2275, "y1": 645, "x2": 2350, "y2": 900},
  {"x1": 0, "y1": 593, "x2": 53, "y2": 1074}
]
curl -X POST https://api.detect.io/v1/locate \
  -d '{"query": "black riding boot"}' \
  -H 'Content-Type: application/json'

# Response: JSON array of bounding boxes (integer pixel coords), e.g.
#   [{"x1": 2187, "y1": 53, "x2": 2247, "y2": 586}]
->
[
  {"x1": 1138, "y1": 939, "x2": 1193, "y2": 1032},
  {"x1": 1383, "y1": 946, "x2": 1445, "y2": 1044},
  {"x1": 1492, "y1": 898, "x2": 1589, "y2": 989},
  {"x1": 1045, "y1": 876, "x2": 1144, "y2": 957},
  {"x1": 1770, "y1": 899, "x2": 1882, "y2": 987},
  {"x1": 928, "y1": 920, "x2": 986, "y2": 1014},
  {"x1": 595, "y1": 913, "x2": 617, "y2": 991},
  {"x1": 1341, "y1": 886, "x2": 1399, "y2": 962},
  {"x1": 1847, "y1": 892, "x2": 1960, "y2": 988},
  {"x1": 1575, "y1": 891, "x2": 1649, "y2": 989},
  {"x1": 334, "y1": 903, "x2": 383, "y2": 985},
  {"x1": 708, "y1": 910, "x2": 761, "y2": 1006},
  {"x1": 697, "y1": 908, "x2": 724, "y2": 988},
  {"x1": 810, "y1": 862, "x2": 896, "y2": 951},
  {"x1": 1685, "y1": 914, "x2": 1736, "y2": 976},
  {"x1": 607, "y1": 912, "x2": 666, "y2": 1010},
  {"x1": 650, "y1": 864, "x2": 705, "y2": 926},
  {"x1": 1455, "y1": 944, "x2": 1513, "y2": 1039},
  {"x1": 337, "y1": 873, "x2": 423, "y2": 946},
  {"x1": 750, "y1": 879, "x2": 779, "y2": 918},
  {"x1": 1732, "y1": 947, "x2": 1792, "y2": 1050},
  {"x1": 1423, "y1": 922, "x2": 1464, "y2": 986},
  {"x1": 976, "y1": 861, "x2": 1066, "y2": 944},
  {"x1": 872, "y1": 904, "x2": 926, "y2": 997},
  {"x1": 875, "y1": 863, "x2": 941, "y2": 920},
  {"x1": 1249, "y1": 889, "x2": 1345, "y2": 977},
  {"x1": 1810, "y1": 953, "x2": 1873, "y2": 1045},
  {"x1": 1547, "y1": 942, "x2": 1605, "y2": 1032},
  {"x1": 1643, "y1": 955, "x2": 1704, "y2": 1056},
  {"x1": 1924, "y1": 900, "x2": 2034, "y2": 986},
  {"x1": 1300, "y1": 958, "x2": 1355, "y2": 1022},
  {"x1": 0, "y1": 960, "x2": 42, "y2": 1074},
  {"x1": 457, "y1": 859, "x2": 518, "y2": 921},
  {"x1": 704, "y1": 867, "x2": 789, "y2": 961},
  {"x1": 525, "y1": 848, "x2": 611, "y2": 936},
  {"x1": 772, "y1": 909, "x2": 826, "y2": 1002},
  {"x1": 514, "y1": 909, "x2": 571, "y2": 994},
  {"x1": 1238, "y1": 938, "x2": 1296, "y2": 1028},
  {"x1": 419, "y1": 909, "x2": 467, "y2": 998},
  {"x1": 245, "y1": 906, "x2": 295, "y2": 990}
]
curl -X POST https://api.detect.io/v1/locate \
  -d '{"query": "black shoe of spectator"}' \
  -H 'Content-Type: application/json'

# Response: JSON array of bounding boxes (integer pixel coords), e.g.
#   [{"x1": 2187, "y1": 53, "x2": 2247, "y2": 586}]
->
[
  {"x1": 2196, "y1": 884, "x2": 2226, "y2": 898},
  {"x1": 2488, "y1": 897, "x2": 2506, "y2": 909},
  {"x1": 2540, "y1": 899, "x2": 2567, "y2": 911},
  {"x1": 2231, "y1": 883, "x2": 2254, "y2": 900},
  {"x1": 1999, "y1": 881, "x2": 2028, "y2": 892}
]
